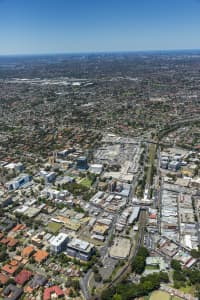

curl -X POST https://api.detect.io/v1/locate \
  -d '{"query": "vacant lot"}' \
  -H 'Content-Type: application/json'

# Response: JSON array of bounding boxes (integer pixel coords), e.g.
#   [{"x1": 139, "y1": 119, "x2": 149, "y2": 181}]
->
[
  {"x1": 150, "y1": 291, "x2": 170, "y2": 300},
  {"x1": 47, "y1": 222, "x2": 62, "y2": 233}
]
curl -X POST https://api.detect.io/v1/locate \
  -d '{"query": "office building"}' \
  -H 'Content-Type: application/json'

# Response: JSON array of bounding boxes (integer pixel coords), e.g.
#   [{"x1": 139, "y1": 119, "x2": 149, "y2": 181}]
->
[
  {"x1": 76, "y1": 156, "x2": 88, "y2": 170},
  {"x1": 66, "y1": 238, "x2": 94, "y2": 261},
  {"x1": 49, "y1": 233, "x2": 69, "y2": 254}
]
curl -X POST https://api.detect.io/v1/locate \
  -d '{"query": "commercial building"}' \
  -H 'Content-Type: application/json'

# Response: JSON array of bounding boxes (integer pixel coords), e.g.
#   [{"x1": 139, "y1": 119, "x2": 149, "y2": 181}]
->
[
  {"x1": 40, "y1": 171, "x2": 56, "y2": 183},
  {"x1": 76, "y1": 156, "x2": 88, "y2": 170},
  {"x1": 128, "y1": 206, "x2": 140, "y2": 224},
  {"x1": 66, "y1": 238, "x2": 94, "y2": 261},
  {"x1": 57, "y1": 148, "x2": 75, "y2": 158},
  {"x1": 49, "y1": 233, "x2": 69, "y2": 254},
  {"x1": 168, "y1": 161, "x2": 181, "y2": 172},
  {"x1": 89, "y1": 164, "x2": 103, "y2": 175},
  {"x1": 5, "y1": 174, "x2": 31, "y2": 190},
  {"x1": 4, "y1": 162, "x2": 24, "y2": 174}
]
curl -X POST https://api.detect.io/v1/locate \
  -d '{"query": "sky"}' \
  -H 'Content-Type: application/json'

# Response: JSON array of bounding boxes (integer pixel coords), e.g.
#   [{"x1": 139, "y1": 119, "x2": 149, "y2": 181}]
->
[{"x1": 0, "y1": 0, "x2": 200, "y2": 55}]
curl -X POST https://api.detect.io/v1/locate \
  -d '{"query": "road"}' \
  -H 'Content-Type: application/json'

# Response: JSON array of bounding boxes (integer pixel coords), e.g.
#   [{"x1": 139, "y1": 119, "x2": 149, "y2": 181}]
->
[
  {"x1": 80, "y1": 214, "x2": 118, "y2": 300},
  {"x1": 80, "y1": 269, "x2": 93, "y2": 300}
]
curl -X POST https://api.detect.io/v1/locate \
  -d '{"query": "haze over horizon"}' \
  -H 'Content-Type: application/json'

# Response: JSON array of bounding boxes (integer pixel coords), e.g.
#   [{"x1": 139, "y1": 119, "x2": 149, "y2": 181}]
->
[{"x1": 1, "y1": 0, "x2": 200, "y2": 55}]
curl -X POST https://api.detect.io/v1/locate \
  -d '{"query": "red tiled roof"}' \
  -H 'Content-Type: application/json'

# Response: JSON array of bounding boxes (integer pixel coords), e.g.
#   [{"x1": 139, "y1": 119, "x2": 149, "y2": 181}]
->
[
  {"x1": 22, "y1": 245, "x2": 35, "y2": 258},
  {"x1": 15, "y1": 269, "x2": 32, "y2": 285},
  {"x1": 0, "y1": 237, "x2": 18, "y2": 247},
  {"x1": 12, "y1": 224, "x2": 25, "y2": 232},
  {"x1": 43, "y1": 286, "x2": 64, "y2": 300},
  {"x1": 0, "y1": 237, "x2": 9, "y2": 244},
  {"x1": 34, "y1": 250, "x2": 49, "y2": 263},
  {"x1": 2, "y1": 263, "x2": 19, "y2": 275},
  {"x1": 8, "y1": 238, "x2": 18, "y2": 247},
  {"x1": 10, "y1": 260, "x2": 18, "y2": 266},
  {"x1": 0, "y1": 273, "x2": 9, "y2": 285}
]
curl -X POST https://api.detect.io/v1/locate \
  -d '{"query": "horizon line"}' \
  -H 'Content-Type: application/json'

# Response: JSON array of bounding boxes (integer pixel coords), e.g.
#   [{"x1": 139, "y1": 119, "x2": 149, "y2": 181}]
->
[{"x1": 1, "y1": 48, "x2": 200, "y2": 57}]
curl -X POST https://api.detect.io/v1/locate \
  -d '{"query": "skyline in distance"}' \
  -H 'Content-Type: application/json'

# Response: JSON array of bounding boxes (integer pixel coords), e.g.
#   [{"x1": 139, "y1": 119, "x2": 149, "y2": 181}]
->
[{"x1": 1, "y1": 0, "x2": 200, "y2": 55}]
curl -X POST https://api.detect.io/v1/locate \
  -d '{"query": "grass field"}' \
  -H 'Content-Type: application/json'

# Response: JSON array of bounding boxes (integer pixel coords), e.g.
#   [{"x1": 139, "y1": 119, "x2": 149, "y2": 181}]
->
[
  {"x1": 172, "y1": 297, "x2": 182, "y2": 300},
  {"x1": 146, "y1": 265, "x2": 159, "y2": 270},
  {"x1": 180, "y1": 285, "x2": 195, "y2": 295},
  {"x1": 47, "y1": 222, "x2": 63, "y2": 233},
  {"x1": 80, "y1": 177, "x2": 93, "y2": 188},
  {"x1": 150, "y1": 291, "x2": 170, "y2": 300}
]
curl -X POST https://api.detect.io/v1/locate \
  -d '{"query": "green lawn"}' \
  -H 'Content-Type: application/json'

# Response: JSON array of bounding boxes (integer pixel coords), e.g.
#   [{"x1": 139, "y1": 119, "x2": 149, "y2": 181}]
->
[
  {"x1": 172, "y1": 297, "x2": 182, "y2": 300},
  {"x1": 80, "y1": 177, "x2": 93, "y2": 188},
  {"x1": 179, "y1": 285, "x2": 195, "y2": 295},
  {"x1": 47, "y1": 222, "x2": 63, "y2": 234},
  {"x1": 150, "y1": 291, "x2": 170, "y2": 300},
  {"x1": 146, "y1": 265, "x2": 159, "y2": 270}
]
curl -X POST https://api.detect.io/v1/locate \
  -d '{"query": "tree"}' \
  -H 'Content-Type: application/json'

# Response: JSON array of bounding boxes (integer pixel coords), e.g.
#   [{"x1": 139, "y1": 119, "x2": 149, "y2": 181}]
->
[
  {"x1": 71, "y1": 280, "x2": 80, "y2": 291},
  {"x1": 113, "y1": 294, "x2": 122, "y2": 300},
  {"x1": 132, "y1": 255, "x2": 145, "y2": 274},
  {"x1": 101, "y1": 287, "x2": 115, "y2": 300},
  {"x1": 173, "y1": 270, "x2": 186, "y2": 282},
  {"x1": 191, "y1": 249, "x2": 200, "y2": 259},
  {"x1": 159, "y1": 272, "x2": 169, "y2": 283},
  {"x1": 171, "y1": 259, "x2": 182, "y2": 271},
  {"x1": 92, "y1": 266, "x2": 98, "y2": 273},
  {"x1": 94, "y1": 272, "x2": 102, "y2": 282},
  {"x1": 137, "y1": 247, "x2": 149, "y2": 258}
]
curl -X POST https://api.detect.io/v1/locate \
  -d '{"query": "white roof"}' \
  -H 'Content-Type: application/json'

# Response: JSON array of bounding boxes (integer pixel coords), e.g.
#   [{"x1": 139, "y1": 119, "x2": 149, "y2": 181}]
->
[{"x1": 50, "y1": 233, "x2": 68, "y2": 246}]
